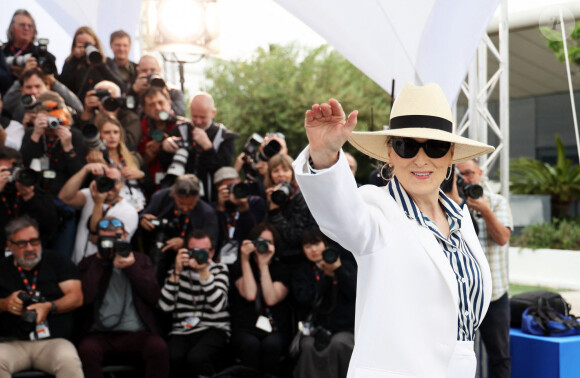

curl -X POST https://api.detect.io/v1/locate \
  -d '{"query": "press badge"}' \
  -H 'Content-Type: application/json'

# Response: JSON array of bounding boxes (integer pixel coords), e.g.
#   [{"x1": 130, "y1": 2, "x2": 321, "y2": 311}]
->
[
  {"x1": 255, "y1": 315, "x2": 272, "y2": 333},
  {"x1": 182, "y1": 316, "x2": 200, "y2": 329},
  {"x1": 31, "y1": 321, "x2": 51, "y2": 340},
  {"x1": 38, "y1": 156, "x2": 50, "y2": 171}
]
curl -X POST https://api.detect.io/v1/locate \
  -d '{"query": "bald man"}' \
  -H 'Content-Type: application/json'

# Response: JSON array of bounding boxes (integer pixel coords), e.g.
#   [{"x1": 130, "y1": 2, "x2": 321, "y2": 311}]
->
[
  {"x1": 128, "y1": 54, "x2": 185, "y2": 116},
  {"x1": 160, "y1": 92, "x2": 239, "y2": 202}
]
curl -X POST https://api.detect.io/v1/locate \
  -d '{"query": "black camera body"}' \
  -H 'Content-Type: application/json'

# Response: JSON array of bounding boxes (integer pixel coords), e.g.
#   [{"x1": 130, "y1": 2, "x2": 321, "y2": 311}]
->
[
  {"x1": 242, "y1": 134, "x2": 281, "y2": 164},
  {"x1": 456, "y1": 174, "x2": 483, "y2": 199},
  {"x1": 151, "y1": 218, "x2": 180, "y2": 249},
  {"x1": 252, "y1": 237, "x2": 270, "y2": 254},
  {"x1": 95, "y1": 175, "x2": 116, "y2": 193},
  {"x1": 322, "y1": 248, "x2": 340, "y2": 264},
  {"x1": 18, "y1": 290, "x2": 46, "y2": 325},
  {"x1": 36, "y1": 38, "x2": 57, "y2": 75},
  {"x1": 313, "y1": 326, "x2": 333, "y2": 351},
  {"x1": 97, "y1": 236, "x2": 132, "y2": 260},
  {"x1": 228, "y1": 182, "x2": 250, "y2": 199},
  {"x1": 187, "y1": 248, "x2": 210, "y2": 264},
  {"x1": 271, "y1": 182, "x2": 293, "y2": 206},
  {"x1": 8, "y1": 167, "x2": 39, "y2": 187},
  {"x1": 148, "y1": 73, "x2": 166, "y2": 88}
]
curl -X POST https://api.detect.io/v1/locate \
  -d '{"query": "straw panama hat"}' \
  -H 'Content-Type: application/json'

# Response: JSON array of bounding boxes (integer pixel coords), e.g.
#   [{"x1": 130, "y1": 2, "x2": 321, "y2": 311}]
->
[{"x1": 348, "y1": 82, "x2": 494, "y2": 163}]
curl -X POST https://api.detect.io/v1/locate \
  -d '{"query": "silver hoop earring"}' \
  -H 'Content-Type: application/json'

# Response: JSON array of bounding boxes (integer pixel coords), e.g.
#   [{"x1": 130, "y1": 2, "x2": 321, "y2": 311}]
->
[
  {"x1": 445, "y1": 166, "x2": 452, "y2": 181},
  {"x1": 380, "y1": 162, "x2": 391, "y2": 181}
]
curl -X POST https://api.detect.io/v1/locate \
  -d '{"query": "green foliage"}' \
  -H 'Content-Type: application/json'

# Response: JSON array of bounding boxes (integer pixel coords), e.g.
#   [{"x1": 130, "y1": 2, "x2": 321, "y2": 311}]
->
[
  {"x1": 541, "y1": 21, "x2": 580, "y2": 67},
  {"x1": 511, "y1": 218, "x2": 580, "y2": 250},
  {"x1": 201, "y1": 44, "x2": 391, "y2": 180},
  {"x1": 510, "y1": 135, "x2": 580, "y2": 217}
]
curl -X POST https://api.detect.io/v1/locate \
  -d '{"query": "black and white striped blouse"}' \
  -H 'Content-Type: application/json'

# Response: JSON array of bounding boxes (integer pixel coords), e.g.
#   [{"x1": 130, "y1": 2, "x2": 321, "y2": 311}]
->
[
  {"x1": 387, "y1": 176, "x2": 484, "y2": 341},
  {"x1": 159, "y1": 262, "x2": 231, "y2": 336}
]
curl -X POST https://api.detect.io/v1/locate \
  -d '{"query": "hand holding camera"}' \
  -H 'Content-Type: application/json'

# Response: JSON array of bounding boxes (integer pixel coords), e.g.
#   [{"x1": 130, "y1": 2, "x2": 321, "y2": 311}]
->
[{"x1": 191, "y1": 127, "x2": 212, "y2": 151}]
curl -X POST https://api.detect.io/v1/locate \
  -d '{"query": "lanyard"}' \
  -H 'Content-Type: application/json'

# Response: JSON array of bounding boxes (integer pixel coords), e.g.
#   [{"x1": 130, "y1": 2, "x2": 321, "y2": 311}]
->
[
  {"x1": 17, "y1": 265, "x2": 39, "y2": 293},
  {"x1": 103, "y1": 197, "x2": 122, "y2": 217},
  {"x1": 226, "y1": 210, "x2": 240, "y2": 240},
  {"x1": 174, "y1": 209, "x2": 190, "y2": 238},
  {"x1": 1, "y1": 192, "x2": 21, "y2": 216},
  {"x1": 43, "y1": 136, "x2": 62, "y2": 165}
]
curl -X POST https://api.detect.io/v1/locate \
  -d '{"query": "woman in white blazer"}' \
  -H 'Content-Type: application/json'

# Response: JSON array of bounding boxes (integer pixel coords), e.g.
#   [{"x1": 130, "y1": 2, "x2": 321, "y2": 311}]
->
[{"x1": 292, "y1": 83, "x2": 495, "y2": 378}]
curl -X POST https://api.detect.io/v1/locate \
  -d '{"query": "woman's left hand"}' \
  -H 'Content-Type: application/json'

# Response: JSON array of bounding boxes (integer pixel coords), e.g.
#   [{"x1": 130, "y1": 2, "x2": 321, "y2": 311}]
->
[
  {"x1": 58, "y1": 126, "x2": 73, "y2": 152},
  {"x1": 121, "y1": 165, "x2": 144, "y2": 180},
  {"x1": 86, "y1": 149, "x2": 106, "y2": 164}
]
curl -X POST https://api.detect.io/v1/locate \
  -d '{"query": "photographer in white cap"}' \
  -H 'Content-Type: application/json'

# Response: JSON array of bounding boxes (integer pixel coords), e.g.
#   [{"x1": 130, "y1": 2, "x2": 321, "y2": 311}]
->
[{"x1": 293, "y1": 82, "x2": 494, "y2": 378}]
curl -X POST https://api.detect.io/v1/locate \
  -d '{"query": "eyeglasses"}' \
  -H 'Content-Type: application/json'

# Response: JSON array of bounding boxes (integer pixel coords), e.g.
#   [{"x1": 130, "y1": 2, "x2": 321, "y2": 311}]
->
[
  {"x1": 98, "y1": 219, "x2": 123, "y2": 230},
  {"x1": 10, "y1": 238, "x2": 41, "y2": 249},
  {"x1": 392, "y1": 138, "x2": 451, "y2": 159},
  {"x1": 16, "y1": 23, "x2": 34, "y2": 30},
  {"x1": 265, "y1": 132, "x2": 285, "y2": 139}
]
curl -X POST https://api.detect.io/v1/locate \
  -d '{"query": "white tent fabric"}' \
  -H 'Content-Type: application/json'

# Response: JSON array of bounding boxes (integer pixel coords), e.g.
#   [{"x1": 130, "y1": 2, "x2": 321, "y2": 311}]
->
[{"x1": 274, "y1": 0, "x2": 501, "y2": 103}]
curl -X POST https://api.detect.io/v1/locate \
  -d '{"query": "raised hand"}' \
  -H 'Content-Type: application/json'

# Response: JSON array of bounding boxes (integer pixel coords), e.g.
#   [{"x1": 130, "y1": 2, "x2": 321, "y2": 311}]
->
[{"x1": 305, "y1": 99, "x2": 358, "y2": 169}]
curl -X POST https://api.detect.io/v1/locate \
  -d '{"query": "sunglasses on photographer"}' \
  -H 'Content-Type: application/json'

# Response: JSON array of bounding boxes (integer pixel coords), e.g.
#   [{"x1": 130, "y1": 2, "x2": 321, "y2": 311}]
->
[
  {"x1": 98, "y1": 219, "x2": 123, "y2": 231},
  {"x1": 392, "y1": 138, "x2": 451, "y2": 159}
]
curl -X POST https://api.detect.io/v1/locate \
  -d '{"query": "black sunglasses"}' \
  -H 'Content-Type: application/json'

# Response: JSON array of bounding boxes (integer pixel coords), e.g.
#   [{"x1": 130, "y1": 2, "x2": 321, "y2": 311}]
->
[{"x1": 392, "y1": 138, "x2": 451, "y2": 159}]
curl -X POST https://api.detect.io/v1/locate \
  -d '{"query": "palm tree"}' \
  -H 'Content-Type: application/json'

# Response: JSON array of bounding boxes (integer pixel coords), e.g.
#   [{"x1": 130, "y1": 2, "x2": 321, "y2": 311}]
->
[{"x1": 510, "y1": 135, "x2": 580, "y2": 218}]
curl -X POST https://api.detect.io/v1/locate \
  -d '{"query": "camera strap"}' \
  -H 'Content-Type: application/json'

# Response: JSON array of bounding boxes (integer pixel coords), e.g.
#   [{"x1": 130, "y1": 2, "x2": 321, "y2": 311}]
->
[
  {"x1": 173, "y1": 209, "x2": 190, "y2": 238},
  {"x1": 17, "y1": 265, "x2": 39, "y2": 293},
  {"x1": 225, "y1": 210, "x2": 240, "y2": 240}
]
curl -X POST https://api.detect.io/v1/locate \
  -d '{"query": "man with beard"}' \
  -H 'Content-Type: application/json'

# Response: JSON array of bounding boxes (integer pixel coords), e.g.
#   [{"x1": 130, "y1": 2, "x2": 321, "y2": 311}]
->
[{"x1": 0, "y1": 216, "x2": 83, "y2": 377}]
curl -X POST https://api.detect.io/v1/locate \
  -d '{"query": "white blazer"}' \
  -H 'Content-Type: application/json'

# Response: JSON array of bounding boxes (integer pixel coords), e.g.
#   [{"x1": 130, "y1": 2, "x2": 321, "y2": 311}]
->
[{"x1": 294, "y1": 148, "x2": 491, "y2": 378}]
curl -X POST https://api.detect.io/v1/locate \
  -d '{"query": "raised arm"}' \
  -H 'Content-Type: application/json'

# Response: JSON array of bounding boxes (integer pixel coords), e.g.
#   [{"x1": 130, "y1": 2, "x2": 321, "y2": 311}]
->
[{"x1": 305, "y1": 99, "x2": 358, "y2": 169}]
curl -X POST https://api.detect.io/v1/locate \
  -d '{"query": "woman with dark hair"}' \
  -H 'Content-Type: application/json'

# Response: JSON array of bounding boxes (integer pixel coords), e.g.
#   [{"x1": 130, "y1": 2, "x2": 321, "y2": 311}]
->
[
  {"x1": 292, "y1": 227, "x2": 357, "y2": 378},
  {"x1": 86, "y1": 113, "x2": 151, "y2": 211},
  {"x1": 228, "y1": 222, "x2": 292, "y2": 376},
  {"x1": 264, "y1": 154, "x2": 314, "y2": 265},
  {"x1": 59, "y1": 26, "x2": 125, "y2": 101}
]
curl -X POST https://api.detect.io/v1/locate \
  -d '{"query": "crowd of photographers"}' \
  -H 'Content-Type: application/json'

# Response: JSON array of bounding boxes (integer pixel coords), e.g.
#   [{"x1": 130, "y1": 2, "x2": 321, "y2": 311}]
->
[
  {"x1": 0, "y1": 9, "x2": 501, "y2": 378},
  {"x1": 0, "y1": 9, "x2": 358, "y2": 378}
]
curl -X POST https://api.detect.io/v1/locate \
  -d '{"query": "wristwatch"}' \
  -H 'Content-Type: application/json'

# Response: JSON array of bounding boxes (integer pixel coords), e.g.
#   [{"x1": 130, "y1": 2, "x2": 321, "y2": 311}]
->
[{"x1": 50, "y1": 301, "x2": 57, "y2": 314}]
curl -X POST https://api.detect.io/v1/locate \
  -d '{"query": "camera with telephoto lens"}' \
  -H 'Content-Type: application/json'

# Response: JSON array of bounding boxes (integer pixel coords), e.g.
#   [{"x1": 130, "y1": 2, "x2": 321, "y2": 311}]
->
[
  {"x1": 6, "y1": 53, "x2": 32, "y2": 67},
  {"x1": 8, "y1": 167, "x2": 39, "y2": 187},
  {"x1": 322, "y1": 247, "x2": 340, "y2": 264},
  {"x1": 455, "y1": 170, "x2": 483, "y2": 199},
  {"x1": 95, "y1": 175, "x2": 116, "y2": 193},
  {"x1": 97, "y1": 236, "x2": 132, "y2": 260},
  {"x1": 252, "y1": 237, "x2": 270, "y2": 254},
  {"x1": 243, "y1": 134, "x2": 282, "y2": 163},
  {"x1": 36, "y1": 38, "x2": 57, "y2": 75},
  {"x1": 187, "y1": 248, "x2": 210, "y2": 264},
  {"x1": 46, "y1": 116, "x2": 62, "y2": 130},
  {"x1": 18, "y1": 290, "x2": 46, "y2": 325},
  {"x1": 82, "y1": 123, "x2": 107, "y2": 152},
  {"x1": 21, "y1": 94, "x2": 36, "y2": 109},
  {"x1": 102, "y1": 96, "x2": 135, "y2": 111},
  {"x1": 151, "y1": 217, "x2": 180, "y2": 249},
  {"x1": 148, "y1": 73, "x2": 166, "y2": 88},
  {"x1": 160, "y1": 147, "x2": 189, "y2": 188},
  {"x1": 271, "y1": 182, "x2": 293, "y2": 206},
  {"x1": 85, "y1": 43, "x2": 102, "y2": 65},
  {"x1": 228, "y1": 182, "x2": 250, "y2": 199}
]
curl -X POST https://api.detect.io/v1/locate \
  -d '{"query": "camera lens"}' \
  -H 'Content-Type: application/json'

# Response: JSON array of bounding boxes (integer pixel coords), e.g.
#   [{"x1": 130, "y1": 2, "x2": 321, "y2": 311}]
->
[
  {"x1": 188, "y1": 248, "x2": 209, "y2": 264},
  {"x1": 271, "y1": 182, "x2": 292, "y2": 206},
  {"x1": 255, "y1": 139, "x2": 281, "y2": 162},
  {"x1": 85, "y1": 43, "x2": 103, "y2": 65},
  {"x1": 14, "y1": 168, "x2": 39, "y2": 186},
  {"x1": 464, "y1": 184, "x2": 483, "y2": 199},
  {"x1": 46, "y1": 116, "x2": 62, "y2": 130},
  {"x1": 21, "y1": 94, "x2": 36, "y2": 108},
  {"x1": 229, "y1": 182, "x2": 250, "y2": 199},
  {"x1": 252, "y1": 238, "x2": 270, "y2": 254},
  {"x1": 102, "y1": 96, "x2": 120, "y2": 111},
  {"x1": 322, "y1": 248, "x2": 339, "y2": 264}
]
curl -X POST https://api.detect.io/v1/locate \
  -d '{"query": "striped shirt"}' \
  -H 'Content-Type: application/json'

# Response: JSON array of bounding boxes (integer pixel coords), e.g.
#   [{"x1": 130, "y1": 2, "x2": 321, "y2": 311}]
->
[
  {"x1": 387, "y1": 177, "x2": 485, "y2": 341},
  {"x1": 159, "y1": 262, "x2": 231, "y2": 336},
  {"x1": 471, "y1": 189, "x2": 513, "y2": 301}
]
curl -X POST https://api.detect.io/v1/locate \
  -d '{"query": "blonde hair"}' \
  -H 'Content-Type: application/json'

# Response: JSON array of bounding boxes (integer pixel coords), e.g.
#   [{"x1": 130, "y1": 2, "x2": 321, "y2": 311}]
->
[
  {"x1": 94, "y1": 114, "x2": 137, "y2": 169},
  {"x1": 265, "y1": 154, "x2": 297, "y2": 188}
]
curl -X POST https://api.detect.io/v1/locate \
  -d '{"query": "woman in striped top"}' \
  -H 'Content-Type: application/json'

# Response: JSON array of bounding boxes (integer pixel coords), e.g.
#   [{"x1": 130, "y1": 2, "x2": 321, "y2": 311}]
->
[
  {"x1": 293, "y1": 82, "x2": 494, "y2": 378},
  {"x1": 158, "y1": 229, "x2": 230, "y2": 377}
]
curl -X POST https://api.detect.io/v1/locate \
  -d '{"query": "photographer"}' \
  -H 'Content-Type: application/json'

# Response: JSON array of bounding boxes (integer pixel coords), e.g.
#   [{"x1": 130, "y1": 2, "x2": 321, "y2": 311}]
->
[
  {"x1": 159, "y1": 229, "x2": 230, "y2": 377},
  {"x1": 265, "y1": 154, "x2": 314, "y2": 265},
  {"x1": 160, "y1": 92, "x2": 238, "y2": 202},
  {"x1": 0, "y1": 216, "x2": 83, "y2": 377},
  {"x1": 0, "y1": 146, "x2": 58, "y2": 252},
  {"x1": 109, "y1": 30, "x2": 137, "y2": 90},
  {"x1": 138, "y1": 86, "x2": 186, "y2": 184},
  {"x1": 292, "y1": 228, "x2": 356, "y2": 378},
  {"x1": 77, "y1": 217, "x2": 169, "y2": 378},
  {"x1": 80, "y1": 80, "x2": 141, "y2": 151},
  {"x1": 1, "y1": 10, "x2": 56, "y2": 96},
  {"x1": 229, "y1": 222, "x2": 292, "y2": 377},
  {"x1": 455, "y1": 159, "x2": 513, "y2": 378},
  {"x1": 128, "y1": 54, "x2": 185, "y2": 117},
  {"x1": 58, "y1": 163, "x2": 138, "y2": 264},
  {"x1": 59, "y1": 26, "x2": 126, "y2": 102},
  {"x1": 20, "y1": 91, "x2": 87, "y2": 196},
  {"x1": 139, "y1": 174, "x2": 218, "y2": 281},
  {"x1": 213, "y1": 166, "x2": 265, "y2": 263},
  {"x1": 3, "y1": 68, "x2": 82, "y2": 125}
]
